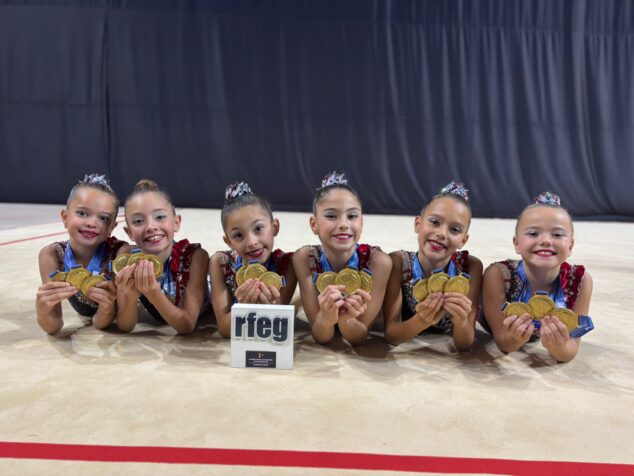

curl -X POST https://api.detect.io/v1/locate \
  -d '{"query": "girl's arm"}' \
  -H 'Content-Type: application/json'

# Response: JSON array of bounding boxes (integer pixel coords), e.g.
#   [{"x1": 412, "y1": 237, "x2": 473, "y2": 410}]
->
[
  {"x1": 292, "y1": 247, "x2": 341, "y2": 344},
  {"x1": 35, "y1": 245, "x2": 77, "y2": 334},
  {"x1": 258, "y1": 261, "x2": 298, "y2": 306},
  {"x1": 91, "y1": 244, "x2": 131, "y2": 330},
  {"x1": 444, "y1": 256, "x2": 483, "y2": 350},
  {"x1": 115, "y1": 263, "x2": 142, "y2": 332},
  {"x1": 383, "y1": 251, "x2": 444, "y2": 345},
  {"x1": 138, "y1": 248, "x2": 209, "y2": 334},
  {"x1": 210, "y1": 252, "x2": 236, "y2": 338},
  {"x1": 337, "y1": 249, "x2": 392, "y2": 346},
  {"x1": 540, "y1": 272, "x2": 593, "y2": 362},
  {"x1": 482, "y1": 263, "x2": 535, "y2": 353}
]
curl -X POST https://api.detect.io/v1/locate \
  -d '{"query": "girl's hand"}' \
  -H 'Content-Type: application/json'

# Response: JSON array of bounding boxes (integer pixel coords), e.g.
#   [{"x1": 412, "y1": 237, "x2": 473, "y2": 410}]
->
[
  {"x1": 339, "y1": 289, "x2": 371, "y2": 322},
  {"x1": 258, "y1": 283, "x2": 281, "y2": 305},
  {"x1": 443, "y1": 292, "x2": 472, "y2": 327},
  {"x1": 317, "y1": 285, "x2": 346, "y2": 326},
  {"x1": 414, "y1": 292, "x2": 445, "y2": 327},
  {"x1": 115, "y1": 264, "x2": 141, "y2": 300},
  {"x1": 540, "y1": 315, "x2": 571, "y2": 351},
  {"x1": 36, "y1": 282, "x2": 77, "y2": 311},
  {"x1": 502, "y1": 313, "x2": 535, "y2": 346},
  {"x1": 235, "y1": 279, "x2": 261, "y2": 304},
  {"x1": 87, "y1": 280, "x2": 117, "y2": 312},
  {"x1": 133, "y1": 260, "x2": 162, "y2": 297}
]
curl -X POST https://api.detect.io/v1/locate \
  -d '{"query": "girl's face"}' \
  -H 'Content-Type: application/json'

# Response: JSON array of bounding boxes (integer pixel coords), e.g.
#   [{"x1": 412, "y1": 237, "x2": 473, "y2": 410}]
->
[
  {"x1": 62, "y1": 187, "x2": 118, "y2": 249},
  {"x1": 310, "y1": 189, "x2": 363, "y2": 254},
  {"x1": 415, "y1": 197, "x2": 470, "y2": 264},
  {"x1": 223, "y1": 205, "x2": 279, "y2": 264},
  {"x1": 124, "y1": 192, "x2": 181, "y2": 260},
  {"x1": 514, "y1": 206, "x2": 574, "y2": 270}
]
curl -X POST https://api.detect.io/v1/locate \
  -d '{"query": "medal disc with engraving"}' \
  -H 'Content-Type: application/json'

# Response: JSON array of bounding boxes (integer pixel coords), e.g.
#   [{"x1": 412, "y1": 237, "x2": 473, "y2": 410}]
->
[
  {"x1": 80, "y1": 274, "x2": 106, "y2": 296},
  {"x1": 244, "y1": 263, "x2": 267, "y2": 280},
  {"x1": 66, "y1": 266, "x2": 91, "y2": 290},
  {"x1": 445, "y1": 274, "x2": 470, "y2": 295},
  {"x1": 503, "y1": 301, "x2": 534, "y2": 318},
  {"x1": 112, "y1": 254, "x2": 130, "y2": 274},
  {"x1": 259, "y1": 271, "x2": 284, "y2": 290},
  {"x1": 427, "y1": 272, "x2": 449, "y2": 293},
  {"x1": 528, "y1": 294, "x2": 556, "y2": 319},
  {"x1": 359, "y1": 271, "x2": 373, "y2": 293},
  {"x1": 413, "y1": 279, "x2": 429, "y2": 302},
  {"x1": 335, "y1": 268, "x2": 361, "y2": 295},
  {"x1": 127, "y1": 252, "x2": 147, "y2": 266},
  {"x1": 49, "y1": 271, "x2": 67, "y2": 282},
  {"x1": 551, "y1": 308, "x2": 579, "y2": 332},
  {"x1": 235, "y1": 265, "x2": 246, "y2": 286},
  {"x1": 316, "y1": 272, "x2": 337, "y2": 293},
  {"x1": 144, "y1": 254, "x2": 163, "y2": 278}
]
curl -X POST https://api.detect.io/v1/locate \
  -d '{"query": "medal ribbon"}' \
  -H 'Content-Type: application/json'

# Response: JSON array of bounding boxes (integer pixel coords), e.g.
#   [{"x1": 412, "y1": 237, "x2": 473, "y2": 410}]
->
[
  {"x1": 516, "y1": 260, "x2": 566, "y2": 308},
  {"x1": 319, "y1": 245, "x2": 359, "y2": 272},
  {"x1": 233, "y1": 254, "x2": 278, "y2": 273},
  {"x1": 411, "y1": 253, "x2": 457, "y2": 282},
  {"x1": 63, "y1": 241, "x2": 107, "y2": 274}
]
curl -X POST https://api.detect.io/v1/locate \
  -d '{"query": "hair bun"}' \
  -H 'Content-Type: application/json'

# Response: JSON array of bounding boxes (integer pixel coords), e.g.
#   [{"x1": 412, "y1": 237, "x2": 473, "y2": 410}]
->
[
  {"x1": 225, "y1": 181, "x2": 253, "y2": 202},
  {"x1": 319, "y1": 171, "x2": 348, "y2": 190},
  {"x1": 534, "y1": 191, "x2": 561, "y2": 207},
  {"x1": 440, "y1": 181, "x2": 469, "y2": 202},
  {"x1": 133, "y1": 179, "x2": 159, "y2": 194}
]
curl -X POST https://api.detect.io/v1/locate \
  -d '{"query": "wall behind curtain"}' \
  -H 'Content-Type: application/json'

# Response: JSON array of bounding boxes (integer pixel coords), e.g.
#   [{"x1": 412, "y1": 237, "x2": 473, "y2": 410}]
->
[{"x1": 1, "y1": 0, "x2": 632, "y2": 219}]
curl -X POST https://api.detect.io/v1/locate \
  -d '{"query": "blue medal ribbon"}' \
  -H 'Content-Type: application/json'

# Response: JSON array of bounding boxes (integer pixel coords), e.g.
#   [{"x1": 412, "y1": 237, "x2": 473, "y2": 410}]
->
[
  {"x1": 516, "y1": 261, "x2": 566, "y2": 308},
  {"x1": 319, "y1": 245, "x2": 359, "y2": 272},
  {"x1": 411, "y1": 253, "x2": 458, "y2": 282},
  {"x1": 63, "y1": 241, "x2": 107, "y2": 274}
]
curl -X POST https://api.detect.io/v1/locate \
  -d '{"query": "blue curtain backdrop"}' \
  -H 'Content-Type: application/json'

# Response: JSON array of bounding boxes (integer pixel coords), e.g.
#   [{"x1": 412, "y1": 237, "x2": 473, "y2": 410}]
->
[{"x1": 1, "y1": 0, "x2": 632, "y2": 219}]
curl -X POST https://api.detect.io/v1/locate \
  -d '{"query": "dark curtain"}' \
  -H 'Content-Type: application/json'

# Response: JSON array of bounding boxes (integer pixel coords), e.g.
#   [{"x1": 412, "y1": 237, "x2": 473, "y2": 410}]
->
[{"x1": 1, "y1": 0, "x2": 633, "y2": 219}]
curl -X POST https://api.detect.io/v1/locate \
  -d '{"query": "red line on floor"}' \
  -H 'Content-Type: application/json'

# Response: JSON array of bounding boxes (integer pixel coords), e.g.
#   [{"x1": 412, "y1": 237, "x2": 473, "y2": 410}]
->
[{"x1": 0, "y1": 442, "x2": 631, "y2": 475}]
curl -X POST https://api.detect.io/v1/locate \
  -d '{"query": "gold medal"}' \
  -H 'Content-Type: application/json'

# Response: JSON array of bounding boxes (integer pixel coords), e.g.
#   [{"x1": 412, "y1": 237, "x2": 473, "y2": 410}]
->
[
  {"x1": 244, "y1": 263, "x2": 267, "y2": 280},
  {"x1": 80, "y1": 274, "x2": 106, "y2": 296},
  {"x1": 551, "y1": 308, "x2": 579, "y2": 332},
  {"x1": 427, "y1": 272, "x2": 450, "y2": 293},
  {"x1": 112, "y1": 254, "x2": 130, "y2": 274},
  {"x1": 127, "y1": 252, "x2": 146, "y2": 266},
  {"x1": 359, "y1": 270, "x2": 373, "y2": 293},
  {"x1": 445, "y1": 274, "x2": 470, "y2": 295},
  {"x1": 528, "y1": 294, "x2": 556, "y2": 319},
  {"x1": 412, "y1": 279, "x2": 429, "y2": 302},
  {"x1": 144, "y1": 254, "x2": 163, "y2": 278},
  {"x1": 503, "y1": 301, "x2": 534, "y2": 318},
  {"x1": 235, "y1": 265, "x2": 246, "y2": 286},
  {"x1": 66, "y1": 266, "x2": 92, "y2": 290},
  {"x1": 259, "y1": 271, "x2": 284, "y2": 290},
  {"x1": 315, "y1": 272, "x2": 337, "y2": 293},
  {"x1": 335, "y1": 268, "x2": 361, "y2": 295},
  {"x1": 49, "y1": 271, "x2": 67, "y2": 282}
]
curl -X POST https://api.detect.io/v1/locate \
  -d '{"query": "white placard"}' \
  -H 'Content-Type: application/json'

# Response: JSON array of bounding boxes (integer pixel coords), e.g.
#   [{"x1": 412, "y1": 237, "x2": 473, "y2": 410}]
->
[{"x1": 230, "y1": 303, "x2": 294, "y2": 370}]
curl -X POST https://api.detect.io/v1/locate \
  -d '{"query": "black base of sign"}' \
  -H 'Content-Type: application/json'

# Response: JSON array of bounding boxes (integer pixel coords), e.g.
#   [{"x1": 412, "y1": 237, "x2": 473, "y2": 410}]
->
[{"x1": 246, "y1": 351, "x2": 277, "y2": 368}]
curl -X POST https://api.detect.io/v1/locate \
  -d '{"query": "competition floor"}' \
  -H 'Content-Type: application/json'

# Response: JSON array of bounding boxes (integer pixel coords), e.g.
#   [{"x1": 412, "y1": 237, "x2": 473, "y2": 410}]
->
[{"x1": 1, "y1": 204, "x2": 633, "y2": 475}]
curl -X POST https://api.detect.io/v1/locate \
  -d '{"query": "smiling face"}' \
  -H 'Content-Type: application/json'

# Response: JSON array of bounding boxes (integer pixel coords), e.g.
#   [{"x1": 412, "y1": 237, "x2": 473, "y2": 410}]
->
[
  {"x1": 310, "y1": 188, "x2": 363, "y2": 254},
  {"x1": 62, "y1": 187, "x2": 118, "y2": 251},
  {"x1": 223, "y1": 205, "x2": 279, "y2": 264},
  {"x1": 124, "y1": 191, "x2": 181, "y2": 261},
  {"x1": 415, "y1": 196, "x2": 470, "y2": 267},
  {"x1": 514, "y1": 206, "x2": 574, "y2": 270}
]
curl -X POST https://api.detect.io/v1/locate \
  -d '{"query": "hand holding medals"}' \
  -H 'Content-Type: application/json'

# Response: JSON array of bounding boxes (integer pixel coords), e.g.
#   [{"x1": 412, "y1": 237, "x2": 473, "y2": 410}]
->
[
  {"x1": 501, "y1": 291, "x2": 594, "y2": 338},
  {"x1": 48, "y1": 265, "x2": 106, "y2": 303}
]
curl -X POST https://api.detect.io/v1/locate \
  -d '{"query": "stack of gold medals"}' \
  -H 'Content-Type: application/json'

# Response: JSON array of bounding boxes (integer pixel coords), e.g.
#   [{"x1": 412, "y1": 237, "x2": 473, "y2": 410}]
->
[
  {"x1": 314, "y1": 267, "x2": 372, "y2": 295},
  {"x1": 49, "y1": 265, "x2": 107, "y2": 300},
  {"x1": 235, "y1": 260, "x2": 286, "y2": 290},
  {"x1": 412, "y1": 269, "x2": 470, "y2": 302},
  {"x1": 110, "y1": 248, "x2": 163, "y2": 278},
  {"x1": 500, "y1": 290, "x2": 594, "y2": 337}
]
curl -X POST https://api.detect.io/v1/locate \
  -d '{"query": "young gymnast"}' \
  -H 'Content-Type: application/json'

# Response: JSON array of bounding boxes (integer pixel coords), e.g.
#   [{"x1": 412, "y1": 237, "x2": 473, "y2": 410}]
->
[
  {"x1": 481, "y1": 192, "x2": 593, "y2": 362},
  {"x1": 36, "y1": 174, "x2": 127, "y2": 334},
  {"x1": 115, "y1": 179, "x2": 209, "y2": 334},
  {"x1": 292, "y1": 172, "x2": 391, "y2": 346},
  {"x1": 209, "y1": 182, "x2": 297, "y2": 338},
  {"x1": 383, "y1": 182, "x2": 483, "y2": 350}
]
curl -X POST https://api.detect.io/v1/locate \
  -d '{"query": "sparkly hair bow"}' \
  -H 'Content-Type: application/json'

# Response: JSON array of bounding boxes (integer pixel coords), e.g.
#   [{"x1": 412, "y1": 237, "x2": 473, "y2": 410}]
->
[
  {"x1": 225, "y1": 181, "x2": 252, "y2": 202},
  {"x1": 535, "y1": 191, "x2": 561, "y2": 207},
  {"x1": 440, "y1": 181, "x2": 469, "y2": 202},
  {"x1": 320, "y1": 171, "x2": 348, "y2": 189},
  {"x1": 81, "y1": 173, "x2": 113, "y2": 192}
]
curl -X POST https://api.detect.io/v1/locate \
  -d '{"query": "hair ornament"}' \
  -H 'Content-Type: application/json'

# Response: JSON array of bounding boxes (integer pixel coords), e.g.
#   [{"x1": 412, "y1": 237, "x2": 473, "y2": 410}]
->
[
  {"x1": 440, "y1": 181, "x2": 469, "y2": 202},
  {"x1": 225, "y1": 181, "x2": 253, "y2": 202},
  {"x1": 80, "y1": 173, "x2": 114, "y2": 192},
  {"x1": 320, "y1": 171, "x2": 348, "y2": 190},
  {"x1": 535, "y1": 191, "x2": 561, "y2": 207}
]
